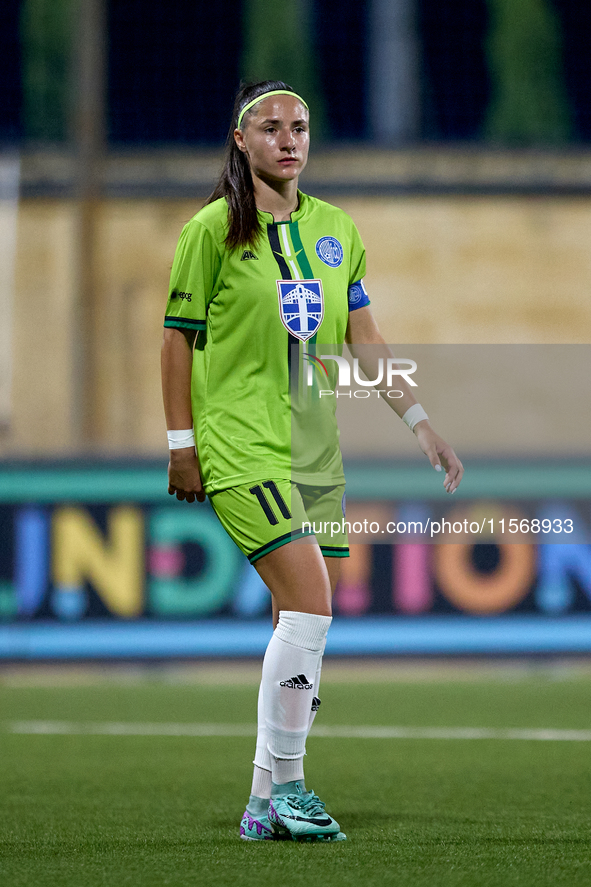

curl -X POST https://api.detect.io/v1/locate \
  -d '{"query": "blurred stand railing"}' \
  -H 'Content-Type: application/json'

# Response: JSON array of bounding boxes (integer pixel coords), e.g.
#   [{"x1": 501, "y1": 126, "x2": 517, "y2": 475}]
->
[{"x1": 16, "y1": 145, "x2": 591, "y2": 200}]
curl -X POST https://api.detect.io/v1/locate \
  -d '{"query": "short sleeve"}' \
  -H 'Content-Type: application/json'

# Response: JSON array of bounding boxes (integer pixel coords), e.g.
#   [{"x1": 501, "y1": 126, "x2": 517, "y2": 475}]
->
[
  {"x1": 163, "y1": 219, "x2": 222, "y2": 332},
  {"x1": 348, "y1": 220, "x2": 366, "y2": 288}
]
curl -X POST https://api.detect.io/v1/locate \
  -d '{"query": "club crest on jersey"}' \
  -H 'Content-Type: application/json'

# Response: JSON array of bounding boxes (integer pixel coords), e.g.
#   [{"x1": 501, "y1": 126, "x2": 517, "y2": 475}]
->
[
  {"x1": 276, "y1": 279, "x2": 324, "y2": 342},
  {"x1": 315, "y1": 236, "x2": 343, "y2": 268}
]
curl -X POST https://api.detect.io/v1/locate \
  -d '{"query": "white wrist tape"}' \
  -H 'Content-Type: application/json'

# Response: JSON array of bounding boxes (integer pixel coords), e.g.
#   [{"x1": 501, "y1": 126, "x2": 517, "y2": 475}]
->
[
  {"x1": 402, "y1": 403, "x2": 429, "y2": 432},
  {"x1": 167, "y1": 429, "x2": 195, "y2": 449}
]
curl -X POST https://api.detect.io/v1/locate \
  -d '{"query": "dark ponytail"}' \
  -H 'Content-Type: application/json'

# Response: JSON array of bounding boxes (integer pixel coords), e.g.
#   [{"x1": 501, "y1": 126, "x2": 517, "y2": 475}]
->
[{"x1": 205, "y1": 80, "x2": 297, "y2": 250}]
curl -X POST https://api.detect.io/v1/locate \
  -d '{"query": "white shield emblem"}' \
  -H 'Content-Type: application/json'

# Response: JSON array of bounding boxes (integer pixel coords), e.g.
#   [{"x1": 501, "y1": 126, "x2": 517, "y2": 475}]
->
[{"x1": 277, "y1": 279, "x2": 324, "y2": 342}]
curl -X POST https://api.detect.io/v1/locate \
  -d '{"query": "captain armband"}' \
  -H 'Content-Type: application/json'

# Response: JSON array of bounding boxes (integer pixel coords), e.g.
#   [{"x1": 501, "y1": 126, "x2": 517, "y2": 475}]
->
[{"x1": 347, "y1": 279, "x2": 370, "y2": 311}]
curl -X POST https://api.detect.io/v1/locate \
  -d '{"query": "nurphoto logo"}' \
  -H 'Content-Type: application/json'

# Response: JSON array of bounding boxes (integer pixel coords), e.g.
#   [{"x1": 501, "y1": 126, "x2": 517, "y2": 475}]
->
[{"x1": 305, "y1": 353, "x2": 418, "y2": 398}]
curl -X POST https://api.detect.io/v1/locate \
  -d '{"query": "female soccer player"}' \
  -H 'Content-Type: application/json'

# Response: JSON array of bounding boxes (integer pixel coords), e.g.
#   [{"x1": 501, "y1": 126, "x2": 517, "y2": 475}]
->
[{"x1": 161, "y1": 80, "x2": 463, "y2": 843}]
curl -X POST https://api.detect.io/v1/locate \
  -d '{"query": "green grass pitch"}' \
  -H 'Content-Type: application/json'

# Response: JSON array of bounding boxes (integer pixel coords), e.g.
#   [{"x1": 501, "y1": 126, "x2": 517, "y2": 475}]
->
[{"x1": 1, "y1": 664, "x2": 591, "y2": 887}]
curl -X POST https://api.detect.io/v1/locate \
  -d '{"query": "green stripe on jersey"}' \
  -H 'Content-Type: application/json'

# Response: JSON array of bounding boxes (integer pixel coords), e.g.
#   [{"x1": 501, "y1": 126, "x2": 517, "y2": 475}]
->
[
  {"x1": 164, "y1": 316, "x2": 205, "y2": 330},
  {"x1": 248, "y1": 528, "x2": 311, "y2": 563},
  {"x1": 274, "y1": 221, "x2": 315, "y2": 281},
  {"x1": 319, "y1": 545, "x2": 350, "y2": 557},
  {"x1": 290, "y1": 222, "x2": 314, "y2": 280},
  {"x1": 276, "y1": 222, "x2": 301, "y2": 279}
]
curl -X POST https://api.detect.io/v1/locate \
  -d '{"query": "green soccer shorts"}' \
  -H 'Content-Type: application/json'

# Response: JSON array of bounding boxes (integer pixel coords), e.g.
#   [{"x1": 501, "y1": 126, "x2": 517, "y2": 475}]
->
[{"x1": 209, "y1": 479, "x2": 349, "y2": 564}]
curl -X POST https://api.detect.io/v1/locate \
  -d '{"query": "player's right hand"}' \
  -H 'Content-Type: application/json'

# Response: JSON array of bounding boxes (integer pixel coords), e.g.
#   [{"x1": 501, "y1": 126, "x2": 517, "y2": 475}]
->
[{"x1": 167, "y1": 448, "x2": 206, "y2": 502}]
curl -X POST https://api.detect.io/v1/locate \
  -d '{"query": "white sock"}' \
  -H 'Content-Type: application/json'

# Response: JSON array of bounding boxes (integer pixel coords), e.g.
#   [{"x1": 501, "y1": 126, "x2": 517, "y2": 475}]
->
[
  {"x1": 272, "y1": 756, "x2": 305, "y2": 786},
  {"x1": 250, "y1": 766, "x2": 271, "y2": 801},
  {"x1": 249, "y1": 638, "x2": 326, "y2": 800},
  {"x1": 250, "y1": 680, "x2": 272, "y2": 799},
  {"x1": 261, "y1": 610, "x2": 332, "y2": 783},
  {"x1": 307, "y1": 638, "x2": 326, "y2": 733}
]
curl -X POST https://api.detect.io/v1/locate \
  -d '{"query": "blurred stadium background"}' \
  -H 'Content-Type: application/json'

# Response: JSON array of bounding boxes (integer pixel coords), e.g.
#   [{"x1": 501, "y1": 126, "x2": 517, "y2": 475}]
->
[{"x1": 1, "y1": 0, "x2": 591, "y2": 659}]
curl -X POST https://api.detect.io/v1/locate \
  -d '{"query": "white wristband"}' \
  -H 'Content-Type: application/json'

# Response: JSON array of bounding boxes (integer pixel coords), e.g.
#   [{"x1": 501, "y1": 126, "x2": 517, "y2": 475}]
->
[
  {"x1": 167, "y1": 429, "x2": 195, "y2": 450},
  {"x1": 402, "y1": 404, "x2": 429, "y2": 432}
]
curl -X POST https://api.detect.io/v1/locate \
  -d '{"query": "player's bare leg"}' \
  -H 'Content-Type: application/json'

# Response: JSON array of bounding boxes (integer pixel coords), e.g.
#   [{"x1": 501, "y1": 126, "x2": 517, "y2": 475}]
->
[
  {"x1": 256, "y1": 536, "x2": 332, "y2": 619},
  {"x1": 324, "y1": 555, "x2": 343, "y2": 596},
  {"x1": 270, "y1": 551, "x2": 342, "y2": 627}
]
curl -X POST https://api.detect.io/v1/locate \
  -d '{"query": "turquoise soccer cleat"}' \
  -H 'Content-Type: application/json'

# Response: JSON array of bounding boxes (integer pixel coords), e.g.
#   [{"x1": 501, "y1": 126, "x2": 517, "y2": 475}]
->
[
  {"x1": 239, "y1": 809, "x2": 277, "y2": 841},
  {"x1": 291, "y1": 829, "x2": 347, "y2": 843},
  {"x1": 268, "y1": 783, "x2": 342, "y2": 841},
  {"x1": 239, "y1": 808, "x2": 345, "y2": 842}
]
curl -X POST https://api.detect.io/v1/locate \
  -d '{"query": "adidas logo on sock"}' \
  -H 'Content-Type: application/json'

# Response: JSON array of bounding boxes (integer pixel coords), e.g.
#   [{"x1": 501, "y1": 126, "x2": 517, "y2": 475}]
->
[
  {"x1": 280, "y1": 674, "x2": 313, "y2": 689},
  {"x1": 311, "y1": 696, "x2": 321, "y2": 711}
]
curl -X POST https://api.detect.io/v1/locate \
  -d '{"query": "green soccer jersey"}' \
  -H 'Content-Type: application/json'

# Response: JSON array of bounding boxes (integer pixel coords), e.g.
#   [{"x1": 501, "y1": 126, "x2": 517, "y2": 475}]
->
[{"x1": 164, "y1": 192, "x2": 367, "y2": 493}]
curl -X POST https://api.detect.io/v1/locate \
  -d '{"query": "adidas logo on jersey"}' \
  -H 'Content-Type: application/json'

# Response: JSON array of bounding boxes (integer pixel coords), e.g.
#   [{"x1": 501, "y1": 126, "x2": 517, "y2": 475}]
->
[
  {"x1": 241, "y1": 250, "x2": 258, "y2": 261},
  {"x1": 280, "y1": 674, "x2": 313, "y2": 689}
]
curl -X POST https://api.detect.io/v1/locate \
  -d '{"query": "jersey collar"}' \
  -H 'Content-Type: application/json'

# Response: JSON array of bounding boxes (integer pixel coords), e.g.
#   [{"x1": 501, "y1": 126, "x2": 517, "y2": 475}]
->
[{"x1": 256, "y1": 191, "x2": 308, "y2": 224}]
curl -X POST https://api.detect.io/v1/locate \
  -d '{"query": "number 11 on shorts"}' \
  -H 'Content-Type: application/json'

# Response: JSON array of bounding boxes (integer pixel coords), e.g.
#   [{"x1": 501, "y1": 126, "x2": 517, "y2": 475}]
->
[{"x1": 249, "y1": 481, "x2": 292, "y2": 526}]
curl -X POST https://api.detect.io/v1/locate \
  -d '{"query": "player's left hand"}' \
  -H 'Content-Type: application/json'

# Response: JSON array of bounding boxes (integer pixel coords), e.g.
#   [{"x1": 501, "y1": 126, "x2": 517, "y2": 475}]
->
[{"x1": 413, "y1": 421, "x2": 464, "y2": 494}]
